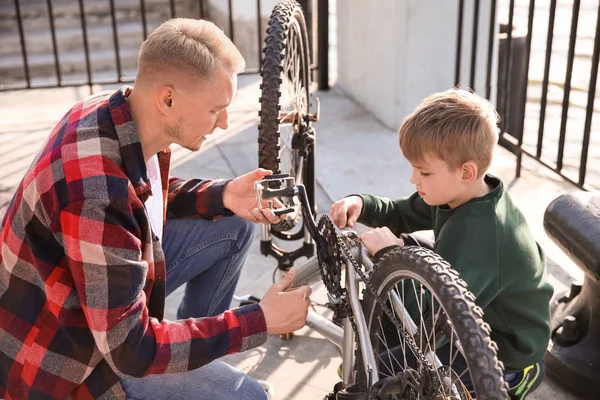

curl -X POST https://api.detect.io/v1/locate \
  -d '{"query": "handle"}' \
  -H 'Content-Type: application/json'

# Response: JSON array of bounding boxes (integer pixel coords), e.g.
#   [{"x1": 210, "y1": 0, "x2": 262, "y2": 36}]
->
[
  {"x1": 273, "y1": 206, "x2": 295, "y2": 216},
  {"x1": 262, "y1": 186, "x2": 296, "y2": 199},
  {"x1": 264, "y1": 173, "x2": 291, "y2": 180}
]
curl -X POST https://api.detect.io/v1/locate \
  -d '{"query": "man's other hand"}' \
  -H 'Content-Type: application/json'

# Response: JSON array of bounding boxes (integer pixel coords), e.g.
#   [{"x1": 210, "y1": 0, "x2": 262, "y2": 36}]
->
[{"x1": 259, "y1": 267, "x2": 311, "y2": 334}]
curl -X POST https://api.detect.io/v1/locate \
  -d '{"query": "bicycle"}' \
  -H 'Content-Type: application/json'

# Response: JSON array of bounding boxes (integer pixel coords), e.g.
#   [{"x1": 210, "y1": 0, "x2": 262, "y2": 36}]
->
[{"x1": 256, "y1": 1, "x2": 508, "y2": 399}]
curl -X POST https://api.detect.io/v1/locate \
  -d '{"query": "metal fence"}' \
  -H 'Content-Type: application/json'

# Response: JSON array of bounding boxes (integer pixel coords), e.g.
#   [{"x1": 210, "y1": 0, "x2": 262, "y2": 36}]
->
[
  {"x1": 455, "y1": 0, "x2": 599, "y2": 191},
  {"x1": 0, "y1": 0, "x2": 328, "y2": 92}
]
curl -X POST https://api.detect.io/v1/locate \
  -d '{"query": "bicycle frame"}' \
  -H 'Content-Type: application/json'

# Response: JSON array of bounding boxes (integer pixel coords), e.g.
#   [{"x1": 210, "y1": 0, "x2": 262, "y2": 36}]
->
[{"x1": 258, "y1": 180, "x2": 453, "y2": 393}]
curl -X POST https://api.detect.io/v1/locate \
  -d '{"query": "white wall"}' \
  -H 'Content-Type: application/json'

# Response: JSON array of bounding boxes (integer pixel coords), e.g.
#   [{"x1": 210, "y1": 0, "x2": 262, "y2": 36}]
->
[{"x1": 337, "y1": 0, "x2": 496, "y2": 130}]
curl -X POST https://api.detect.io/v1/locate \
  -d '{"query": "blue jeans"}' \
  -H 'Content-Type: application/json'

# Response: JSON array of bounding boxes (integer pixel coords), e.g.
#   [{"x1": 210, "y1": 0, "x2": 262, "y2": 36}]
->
[{"x1": 120, "y1": 216, "x2": 267, "y2": 400}]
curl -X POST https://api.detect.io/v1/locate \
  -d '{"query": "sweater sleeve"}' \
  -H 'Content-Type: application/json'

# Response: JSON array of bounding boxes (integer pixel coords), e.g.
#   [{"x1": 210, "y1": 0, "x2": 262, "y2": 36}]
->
[{"x1": 357, "y1": 192, "x2": 434, "y2": 235}]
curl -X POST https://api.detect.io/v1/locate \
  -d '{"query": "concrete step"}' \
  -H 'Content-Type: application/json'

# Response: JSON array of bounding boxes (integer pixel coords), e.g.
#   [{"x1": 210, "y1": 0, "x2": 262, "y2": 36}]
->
[
  {"x1": 0, "y1": 48, "x2": 138, "y2": 88},
  {"x1": 0, "y1": 21, "x2": 149, "y2": 58},
  {"x1": 0, "y1": 0, "x2": 236, "y2": 83},
  {"x1": 0, "y1": 0, "x2": 199, "y2": 32}
]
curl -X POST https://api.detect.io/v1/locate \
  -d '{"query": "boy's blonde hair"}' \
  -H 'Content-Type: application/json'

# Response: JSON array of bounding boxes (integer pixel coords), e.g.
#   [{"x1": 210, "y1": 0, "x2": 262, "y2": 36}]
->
[
  {"x1": 399, "y1": 89, "x2": 499, "y2": 176},
  {"x1": 138, "y1": 18, "x2": 245, "y2": 81}
]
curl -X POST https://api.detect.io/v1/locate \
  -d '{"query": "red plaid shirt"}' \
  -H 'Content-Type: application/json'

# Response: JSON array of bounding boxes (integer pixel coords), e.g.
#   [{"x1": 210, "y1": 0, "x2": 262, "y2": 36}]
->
[{"x1": 0, "y1": 87, "x2": 267, "y2": 399}]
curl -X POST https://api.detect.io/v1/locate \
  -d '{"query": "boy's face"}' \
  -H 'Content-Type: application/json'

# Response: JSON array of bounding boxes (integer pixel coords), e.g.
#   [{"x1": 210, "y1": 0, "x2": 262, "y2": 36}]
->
[{"x1": 408, "y1": 154, "x2": 465, "y2": 208}]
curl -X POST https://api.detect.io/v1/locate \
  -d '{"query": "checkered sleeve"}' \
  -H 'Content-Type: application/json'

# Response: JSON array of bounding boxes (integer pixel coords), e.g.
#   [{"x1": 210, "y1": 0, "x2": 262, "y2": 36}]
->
[
  {"x1": 59, "y1": 198, "x2": 267, "y2": 377},
  {"x1": 166, "y1": 177, "x2": 234, "y2": 220}
]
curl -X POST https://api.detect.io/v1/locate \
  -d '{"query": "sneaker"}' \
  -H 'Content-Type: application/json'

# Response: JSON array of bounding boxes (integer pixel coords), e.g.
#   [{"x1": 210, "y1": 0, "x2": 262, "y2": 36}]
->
[
  {"x1": 257, "y1": 379, "x2": 274, "y2": 400},
  {"x1": 507, "y1": 361, "x2": 545, "y2": 399}
]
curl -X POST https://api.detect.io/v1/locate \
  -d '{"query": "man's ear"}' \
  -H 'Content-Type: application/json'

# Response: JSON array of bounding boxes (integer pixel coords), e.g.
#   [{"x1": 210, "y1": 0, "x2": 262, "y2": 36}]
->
[
  {"x1": 156, "y1": 86, "x2": 175, "y2": 116},
  {"x1": 461, "y1": 161, "x2": 478, "y2": 184}
]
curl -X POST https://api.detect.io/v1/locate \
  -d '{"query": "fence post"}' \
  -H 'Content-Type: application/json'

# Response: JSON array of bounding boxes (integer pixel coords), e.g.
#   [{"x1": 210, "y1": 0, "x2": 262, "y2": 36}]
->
[{"x1": 317, "y1": 0, "x2": 329, "y2": 90}]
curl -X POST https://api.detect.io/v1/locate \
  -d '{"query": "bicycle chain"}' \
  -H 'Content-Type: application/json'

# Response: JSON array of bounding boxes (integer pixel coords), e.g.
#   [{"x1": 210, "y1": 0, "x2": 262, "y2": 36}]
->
[{"x1": 316, "y1": 215, "x2": 440, "y2": 396}]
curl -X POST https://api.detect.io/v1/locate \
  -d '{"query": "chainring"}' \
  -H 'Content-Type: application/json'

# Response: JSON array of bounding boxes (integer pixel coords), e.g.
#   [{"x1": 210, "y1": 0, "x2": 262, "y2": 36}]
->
[{"x1": 316, "y1": 215, "x2": 344, "y2": 298}]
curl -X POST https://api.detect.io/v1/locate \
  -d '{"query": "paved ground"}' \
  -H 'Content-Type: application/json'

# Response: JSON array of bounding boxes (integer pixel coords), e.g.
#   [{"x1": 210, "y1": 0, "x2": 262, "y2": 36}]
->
[{"x1": 0, "y1": 74, "x2": 591, "y2": 399}]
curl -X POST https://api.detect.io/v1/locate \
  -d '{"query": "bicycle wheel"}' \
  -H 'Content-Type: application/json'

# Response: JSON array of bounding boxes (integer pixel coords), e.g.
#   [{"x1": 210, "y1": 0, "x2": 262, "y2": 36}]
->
[
  {"x1": 357, "y1": 246, "x2": 508, "y2": 399},
  {"x1": 258, "y1": 0, "x2": 316, "y2": 241}
]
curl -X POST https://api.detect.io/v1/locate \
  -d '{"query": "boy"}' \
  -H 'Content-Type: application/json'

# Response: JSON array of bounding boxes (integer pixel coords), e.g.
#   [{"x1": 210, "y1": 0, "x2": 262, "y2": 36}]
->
[{"x1": 330, "y1": 89, "x2": 553, "y2": 399}]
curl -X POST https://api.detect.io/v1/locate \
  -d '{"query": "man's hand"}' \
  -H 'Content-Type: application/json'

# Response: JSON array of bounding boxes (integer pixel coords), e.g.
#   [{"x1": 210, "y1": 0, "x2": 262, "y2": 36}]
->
[
  {"x1": 330, "y1": 195, "x2": 363, "y2": 229},
  {"x1": 360, "y1": 227, "x2": 404, "y2": 257},
  {"x1": 223, "y1": 168, "x2": 283, "y2": 224},
  {"x1": 259, "y1": 267, "x2": 311, "y2": 334}
]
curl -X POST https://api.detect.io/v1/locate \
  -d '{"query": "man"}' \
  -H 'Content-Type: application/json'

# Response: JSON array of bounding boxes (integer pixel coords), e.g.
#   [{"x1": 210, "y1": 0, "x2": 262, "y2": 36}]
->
[{"x1": 0, "y1": 18, "x2": 311, "y2": 399}]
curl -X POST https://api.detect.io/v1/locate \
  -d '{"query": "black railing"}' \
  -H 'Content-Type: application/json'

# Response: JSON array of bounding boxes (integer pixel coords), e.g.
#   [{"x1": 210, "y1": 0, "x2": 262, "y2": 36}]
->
[
  {"x1": 455, "y1": 0, "x2": 600, "y2": 191},
  {"x1": 0, "y1": 0, "x2": 328, "y2": 92}
]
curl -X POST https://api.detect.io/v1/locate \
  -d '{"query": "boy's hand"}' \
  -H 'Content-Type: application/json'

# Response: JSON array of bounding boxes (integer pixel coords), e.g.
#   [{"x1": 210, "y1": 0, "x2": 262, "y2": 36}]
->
[
  {"x1": 330, "y1": 196, "x2": 363, "y2": 229},
  {"x1": 360, "y1": 227, "x2": 404, "y2": 256}
]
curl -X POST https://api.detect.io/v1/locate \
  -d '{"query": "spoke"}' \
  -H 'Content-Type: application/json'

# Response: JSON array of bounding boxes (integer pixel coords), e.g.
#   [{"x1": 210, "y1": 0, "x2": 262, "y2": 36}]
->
[
  {"x1": 278, "y1": 109, "x2": 296, "y2": 125},
  {"x1": 429, "y1": 297, "x2": 448, "y2": 398},
  {"x1": 376, "y1": 320, "x2": 404, "y2": 374},
  {"x1": 424, "y1": 296, "x2": 443, "y2": 354},
  {"x1": 294, "y1": 54, "x2": 302, "y2": 106},
  {"x1": 376, "y1": 366, "x2": 394, "y2": 379},
  {"x1": 399, "y1": 283, "x2": 407, "y2": 368},
  {"x1": 375, "y1": 350, "x2": 396, "y2": 378},
  {"x1": 450, "y1": 330, "x2": 461, "y2": 367},
  {"x1": 377, "y1": 320, "x2": 395, "y2": 376},
  {"x1": 411, "y1": 279, "x2": 424, "y2": 355}
]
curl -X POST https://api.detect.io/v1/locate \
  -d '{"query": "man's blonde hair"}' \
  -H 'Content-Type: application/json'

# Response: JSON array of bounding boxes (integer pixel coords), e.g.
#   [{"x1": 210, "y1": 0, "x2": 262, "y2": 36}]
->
[
  {"x1": 399, "y1": 89, "x2": 500, "y2": 176},
  {"x1": 138, "y1": 18, "x2": 245, "y2": 81}
]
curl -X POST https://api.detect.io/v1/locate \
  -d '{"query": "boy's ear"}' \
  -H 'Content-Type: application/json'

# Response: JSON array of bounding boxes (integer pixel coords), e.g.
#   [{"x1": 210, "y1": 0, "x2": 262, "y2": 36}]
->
[{"x1": 461, "y1": 161, "x2": 478, "y2": 184}]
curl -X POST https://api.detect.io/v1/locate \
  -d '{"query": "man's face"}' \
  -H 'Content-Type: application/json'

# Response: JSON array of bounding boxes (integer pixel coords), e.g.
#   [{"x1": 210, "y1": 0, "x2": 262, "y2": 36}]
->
[
  {"x1": 408, "y1": 154, "x2": 464, "y2": 208},
  {"x1": 167, "y1": 68, "x2": 237, "y2": 152}
]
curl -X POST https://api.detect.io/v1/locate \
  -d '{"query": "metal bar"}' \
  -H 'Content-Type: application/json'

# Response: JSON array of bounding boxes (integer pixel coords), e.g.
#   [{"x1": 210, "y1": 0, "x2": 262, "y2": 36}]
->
[
  {"x1": 257, "y1": 0, "x2": 263, "y2": 67},
  {"x1": 578, "y1": 3, "x2": 600, "y2": 186},
  {"x1": 536, "y1": 0, "x2": 557, "y2": 158},
  {"x1": 13, "y1": 0, "x2": 31, "y2": 88},
  {"x1": 346, "y1": 258, "x2": 378, "y2": 388},
  {"x1": 199, "y1": 0, "x2": 205, "y2": 19},
  {"x1": 469, "y1": 0, "x2": 480, "y2": 90},
  {"x1": 108, "y1": 0, "x2": 123, "y2": 81},
  {"x1": 485, "y1": 0, "x2": 496, "y2": 99},
  {"x1": 515, "y1": 0, "x2": 536, "y2": 178},
  {"x1": 306, "y1": 311, "x2": 343, "y2": 347},
  {"x1": 455, "y1": 0, "x2": 464, "y2": 87},
  {"x1": 204, "y1": 0, "x2": 210, "y2": 20},
  {"x1": 501, "y1": 0, "x2": 515, "y2": 133},
  {"x1": 342, "y1": 317, "x2": 355, "y2": 386},
  {"x1": 556, "y1": 0, "x2": 580, "y2": 171},
  {"x1": 512, "y1": 144, "x2": 592, "y2": 191},
  {"x1": 77, "y1": 0, "x2": 93, "y2": 89},
  {"x1": 46, "y1": 0, "x2": 62, "y2": 85},
  {"x1": 0, "y1": 68, "x2": 261, "y2": 93},
  {"x1": 170, "y1": 0, "x2": 176, "y2": 18},
  {"x1": 317, "y1": 0, "x2": 329, "y2": 90},
  {"x1": 140, "y1": 0, "x2": 148, "y2": 39},
  {"x1": 228, "y1": 0, "x2": 235, "y2": 42}
]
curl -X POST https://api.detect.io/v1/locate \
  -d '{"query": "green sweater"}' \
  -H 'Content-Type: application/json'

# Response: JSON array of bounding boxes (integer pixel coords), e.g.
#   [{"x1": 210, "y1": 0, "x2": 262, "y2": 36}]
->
[{"x1": 358, "y1": 175, "x2": 553, "y2": 369}]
